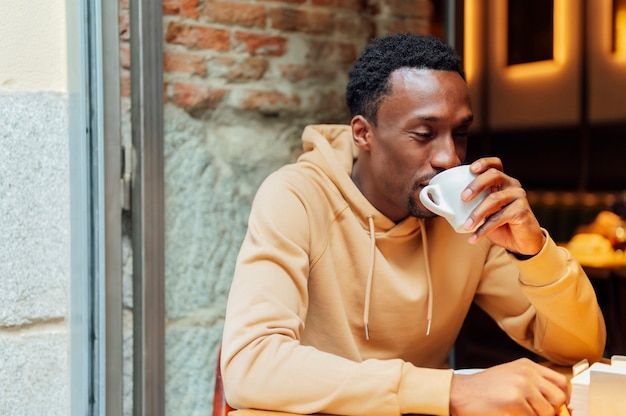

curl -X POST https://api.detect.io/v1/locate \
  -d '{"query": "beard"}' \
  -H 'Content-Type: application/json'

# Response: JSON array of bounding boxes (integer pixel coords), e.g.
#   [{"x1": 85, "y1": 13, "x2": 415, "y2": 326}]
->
[
  {"x1": 407, "y1": 193, "x2": 437, "y2": 219},
  {"x1": 407, "y1": 174, "x2": 439, "y2": 219}
]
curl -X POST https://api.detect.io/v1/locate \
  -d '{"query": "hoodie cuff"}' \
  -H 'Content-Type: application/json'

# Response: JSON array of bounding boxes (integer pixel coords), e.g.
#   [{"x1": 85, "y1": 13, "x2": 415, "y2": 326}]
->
[
  {"x1": 512, "y1": 230, "x2": 569, "y2": 287},
  {"x1": 397, "y1": 364, "x2": 453, "y2": 415}
]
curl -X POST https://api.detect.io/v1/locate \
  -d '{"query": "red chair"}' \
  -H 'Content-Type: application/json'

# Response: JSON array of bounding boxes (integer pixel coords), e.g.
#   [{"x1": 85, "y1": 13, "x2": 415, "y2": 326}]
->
[{"x1": 213, "y1": 346, "x2": 236, "y2": 416}]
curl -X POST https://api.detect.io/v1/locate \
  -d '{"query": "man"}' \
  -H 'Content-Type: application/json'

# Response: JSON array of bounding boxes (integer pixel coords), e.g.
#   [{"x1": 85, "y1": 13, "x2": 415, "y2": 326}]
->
[{"x1": 221, "y1": 33, "x2": 606, "y2": 415}]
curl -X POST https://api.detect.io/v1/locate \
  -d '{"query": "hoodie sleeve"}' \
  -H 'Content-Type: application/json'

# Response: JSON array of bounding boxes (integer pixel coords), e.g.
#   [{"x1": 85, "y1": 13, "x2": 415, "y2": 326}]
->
[
  {"x1": 475, "y1": 231, "x2": 606, "y2": 366},
  {"x1": 221, "y1": 172, "x2": 453, "y2": 416}
]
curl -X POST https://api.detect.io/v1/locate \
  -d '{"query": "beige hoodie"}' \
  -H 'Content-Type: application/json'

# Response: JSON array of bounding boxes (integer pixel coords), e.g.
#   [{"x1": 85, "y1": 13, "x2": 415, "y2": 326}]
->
[{"x1": 221, "y1": 124, "x2": 606, "y2": 415}]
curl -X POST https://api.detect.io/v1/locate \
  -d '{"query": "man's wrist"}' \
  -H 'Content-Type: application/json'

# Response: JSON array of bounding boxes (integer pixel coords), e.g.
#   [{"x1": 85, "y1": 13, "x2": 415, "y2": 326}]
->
[
  {"x1": 508, "y1": 251, "x2": 536, "y2": 261},
  {"x1": 508, "y1": 230, "x2": 548, "y2": 260}
]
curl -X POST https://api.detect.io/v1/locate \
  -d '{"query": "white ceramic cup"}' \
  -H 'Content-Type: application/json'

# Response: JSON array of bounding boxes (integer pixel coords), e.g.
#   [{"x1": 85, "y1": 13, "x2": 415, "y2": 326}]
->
[{"x1": 419, "y1": 165, "x2": 490, "y2": 233}]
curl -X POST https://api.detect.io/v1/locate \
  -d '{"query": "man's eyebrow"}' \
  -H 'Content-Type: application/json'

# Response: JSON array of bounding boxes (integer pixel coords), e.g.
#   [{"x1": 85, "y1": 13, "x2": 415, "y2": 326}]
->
[
  {"x1": 415, "y1": 115, "x2": 439, "y2": 122},
  {"x1": 413, "y1": 114, "x2": 474, "y2": 123}
]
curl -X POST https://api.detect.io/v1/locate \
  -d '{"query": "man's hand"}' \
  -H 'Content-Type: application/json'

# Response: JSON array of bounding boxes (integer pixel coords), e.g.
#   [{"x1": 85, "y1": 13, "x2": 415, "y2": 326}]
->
[
  {"x1": 449, "y1": 358, "x2": 570, "y2": 416},
  {"x1": 462, "y1": 157, "x2": 546, "y2": 256}
]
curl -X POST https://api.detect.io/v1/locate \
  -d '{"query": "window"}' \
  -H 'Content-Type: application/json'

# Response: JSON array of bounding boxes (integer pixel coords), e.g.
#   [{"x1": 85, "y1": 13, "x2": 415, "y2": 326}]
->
[{"x1": 507, "y1": 0, "x2": 554, "y2": 65}]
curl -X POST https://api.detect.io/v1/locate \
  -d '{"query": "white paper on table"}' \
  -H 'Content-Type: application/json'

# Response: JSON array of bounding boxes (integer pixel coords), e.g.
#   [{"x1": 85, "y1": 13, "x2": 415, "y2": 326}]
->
[
  {"x1": 569, "y1": 356, "x2": 626, "y2": 416},
  {"x1": 589, "y1": 360, "x2": 626, "y2": 415}
]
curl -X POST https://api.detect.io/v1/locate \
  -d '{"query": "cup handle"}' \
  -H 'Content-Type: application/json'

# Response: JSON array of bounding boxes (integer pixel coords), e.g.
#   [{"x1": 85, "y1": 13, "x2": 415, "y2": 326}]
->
[{"x1": 419, "y1": 184, "x2": 453, "y2": 218}]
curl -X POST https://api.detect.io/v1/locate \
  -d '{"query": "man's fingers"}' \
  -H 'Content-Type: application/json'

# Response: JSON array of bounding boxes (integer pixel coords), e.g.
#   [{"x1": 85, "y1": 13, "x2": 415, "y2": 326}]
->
[{"x1": 531, "y1": 367, "x2": 569, "y2": 415}]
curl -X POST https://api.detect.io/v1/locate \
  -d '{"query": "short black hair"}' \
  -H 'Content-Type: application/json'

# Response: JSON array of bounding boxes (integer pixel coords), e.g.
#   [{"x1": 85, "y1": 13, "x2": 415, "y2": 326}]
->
[{"x1": 345, "y1": 33, "x2": 465, "y2": 124}]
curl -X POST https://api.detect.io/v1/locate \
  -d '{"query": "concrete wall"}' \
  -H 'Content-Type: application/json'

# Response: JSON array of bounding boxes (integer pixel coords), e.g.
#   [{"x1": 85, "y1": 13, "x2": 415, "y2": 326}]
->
[
  {"x1": 0, "y1": 1, "x2": 67, "y2": 91},
  {"x1": 0, "y1": 1, "x2": 70, "y2": 414}
]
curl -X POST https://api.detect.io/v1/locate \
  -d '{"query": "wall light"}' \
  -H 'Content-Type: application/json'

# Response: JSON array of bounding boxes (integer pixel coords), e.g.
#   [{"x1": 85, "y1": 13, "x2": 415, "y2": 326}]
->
[
  {"x1": 505, "y1": 0, "x2": 567, "y2": 79},
  {"x1": 615, "y1": 0, "x2": 626, "y2": 59},
  {"x1": 463, "y1": 0, "x2": 478, "y2": 83}
]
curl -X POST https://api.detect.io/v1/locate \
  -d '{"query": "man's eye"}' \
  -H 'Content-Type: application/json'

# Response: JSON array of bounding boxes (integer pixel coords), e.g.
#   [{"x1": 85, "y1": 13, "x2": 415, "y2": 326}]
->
[{"x1": 411, "y1": 131, "x2": 433, "y2": 139}]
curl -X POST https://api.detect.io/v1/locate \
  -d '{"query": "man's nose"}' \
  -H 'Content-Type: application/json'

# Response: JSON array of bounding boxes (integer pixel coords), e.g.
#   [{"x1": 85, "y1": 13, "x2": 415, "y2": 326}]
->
[{"x1": 430, "y1": 136, "x2": 462, "y2": 169}]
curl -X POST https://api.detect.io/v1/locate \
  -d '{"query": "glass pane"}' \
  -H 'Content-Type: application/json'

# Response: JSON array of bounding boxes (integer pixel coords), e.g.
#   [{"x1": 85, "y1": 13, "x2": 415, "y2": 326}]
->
[
  {"x1": 507, "y1": 0, "x2": 554, "y2": 65},
  {"x1": 431, "y1": 0, "x2": 448, "y2": 41},
  {"x1": 161, "y1": 2, "x2": 453, "y2": 414}
]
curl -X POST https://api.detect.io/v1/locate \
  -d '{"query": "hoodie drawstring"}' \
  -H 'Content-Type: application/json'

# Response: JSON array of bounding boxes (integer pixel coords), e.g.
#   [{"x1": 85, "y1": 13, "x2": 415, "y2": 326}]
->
[
  {"x1": 363, "y1": 215, "x2": 376, "y2": 340},
  {"x1": 363, "y1": 216, "x2": 433, "y2": 340},
  {"x1": 419, "y1": 219, "x2": 433, "y2": 336}
]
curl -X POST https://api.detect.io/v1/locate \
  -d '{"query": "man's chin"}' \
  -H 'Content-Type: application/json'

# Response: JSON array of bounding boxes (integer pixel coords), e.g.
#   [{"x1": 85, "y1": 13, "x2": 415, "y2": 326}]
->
[
  {"x1": 408, "y1": 191, "x2": 436, "y2": 219},
  {"x1": 413, "y1": 211, "x2": 437, "y2": 219},
  {"x1": 408, "y1": 204, "x2": 438, "y2": 219}
]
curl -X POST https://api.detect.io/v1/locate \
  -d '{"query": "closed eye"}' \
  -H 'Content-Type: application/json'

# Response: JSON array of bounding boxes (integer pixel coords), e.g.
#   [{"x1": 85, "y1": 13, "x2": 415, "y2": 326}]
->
[{"x1": 409, "y1": 130, "x2": 434, "y2": 141}]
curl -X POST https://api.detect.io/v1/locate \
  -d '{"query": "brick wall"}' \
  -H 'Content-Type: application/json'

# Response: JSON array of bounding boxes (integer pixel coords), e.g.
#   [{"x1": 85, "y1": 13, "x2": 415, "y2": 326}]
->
[{"x1": 120, "y1": 0, "x2": 435, "y2": 123}]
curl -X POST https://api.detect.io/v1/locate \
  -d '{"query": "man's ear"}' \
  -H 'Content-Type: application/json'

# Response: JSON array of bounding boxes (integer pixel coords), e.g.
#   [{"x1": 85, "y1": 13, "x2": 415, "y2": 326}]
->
[{"x1": 351, "y1": 115, "x2": 372, "y2": 151}]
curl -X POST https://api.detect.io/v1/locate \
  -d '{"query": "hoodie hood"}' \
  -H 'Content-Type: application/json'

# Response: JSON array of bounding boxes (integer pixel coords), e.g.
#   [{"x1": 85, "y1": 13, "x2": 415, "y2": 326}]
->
[
  {"x1": 297, "y1": 124, "x2": 434, "y2": 338},
  {"x1": 298, "y1": 124, "x2": 421, "y2": 233}
]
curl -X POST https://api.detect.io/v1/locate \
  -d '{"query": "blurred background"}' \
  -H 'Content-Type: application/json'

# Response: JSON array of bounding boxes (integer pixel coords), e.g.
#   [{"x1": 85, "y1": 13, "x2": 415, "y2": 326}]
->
[{"x1": 1, "y1": 1, "x2": 625, "y2": 415}]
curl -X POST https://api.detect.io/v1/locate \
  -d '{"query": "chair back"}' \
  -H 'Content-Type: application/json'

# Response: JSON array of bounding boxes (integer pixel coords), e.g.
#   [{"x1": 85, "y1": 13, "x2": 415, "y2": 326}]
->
[{"x1": 213, "y1": 346, "x2": 235, "y2": 416}]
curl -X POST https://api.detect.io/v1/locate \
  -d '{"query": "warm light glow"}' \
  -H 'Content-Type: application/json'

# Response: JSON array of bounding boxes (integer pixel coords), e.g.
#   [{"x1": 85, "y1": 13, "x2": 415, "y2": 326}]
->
[
  {"x1": 554, "y1": 0, "x2": 566, "y2": 63},
  {"x1": 463, "y1": 0, "x2": 478, "y2": 82},
  {"x1": 505, "y1": 60, "x2": 560, "y2": 78},
  {"x1": 506, "y1": 0, "x2": 566, "y2": 79},
  {"x1": 615, "y1": 7, "x2": 626, "y2": 59}
]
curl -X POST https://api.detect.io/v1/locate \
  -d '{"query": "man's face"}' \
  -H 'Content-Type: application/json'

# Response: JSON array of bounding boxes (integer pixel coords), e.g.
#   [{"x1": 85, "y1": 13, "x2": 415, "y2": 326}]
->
[{"x1": 355, "y1": 68, "x2": 473, "y2": 222}]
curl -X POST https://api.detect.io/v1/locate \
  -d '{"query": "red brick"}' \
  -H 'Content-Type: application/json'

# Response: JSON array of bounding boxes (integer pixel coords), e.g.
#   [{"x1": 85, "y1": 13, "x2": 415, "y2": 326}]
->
[
  {"x1": 311, "y1": 0, "x2": 366, "y2": 12},
  {"x1": 388, "y1": 19, "x2": 430, "y2": 35},
  {"x1": 163, "y1": 50, "x2": 207, "y2": 76},
  {"x1": 239, "y1": 89, "x2": 301, "y2": 113},
  {"x1": 204, "y1": 2, "x2": 266, "y2": 28},
  {"x1": 227, "y1": 57, "x2": 268, "y2": 81},
  {"x1": 233, "y1": 32, "x2": 287, "y2": 56},
  {"x1": 163, "y1": 82, "x2": 170, "y2": 103},
  {"x1": 256, "y1": 0, "x2": 306, "y2": 4},
  {"x1": 268, "y1": 7, "x2": 333, "y2": 34},
  {"x1": 387, "y1": 0, "x2": 432, "y2": 19},
  {"x1": 119, "y1": 12, "x2": 130, "y2": 41},
  {"x1": 211, "y1": 55, "x2": 237, "y2": 72},
  {"x1": 165, "y1": 22, "x2": 230, "y2": 51},
  {"x1": 278, "y1": 64, "x2": 310, "y2": 83},
  {"x1": 171, "y1": 82, "x2": 227, "y2": 112},
  {"x1": 181, "y1": 0, "x2": 201, "y2": 18},
  {"x1": 163, "y1": 0, "x2": 179, "y2": 15},
  {"x1": 279, "y1": 64, "x2": 338, "y2": 83},
  {"x1": 334, "y1": 13, "x2": 375, "y2": 38},
  {"x1": 367, "y1": 1, "x2": 381, "y2": 16},
  {"x1": 308, "y1": 90, "x2": 350, "y2": 121},
  {"x1": 163, "y1": 0, "x2": 200, "y2": 18},
  {"x1": 119, "y1": 42, "x2": 131, "y2": 69},
  {"x1": 336, "y1": 42, "x2": 357, "y2": 64},
  {"x1": 120, "y1": 71, "x2": 131, "y2": 98},
  {"x1": 306, "y1": 40, "x2": 357, "y2": 65}
]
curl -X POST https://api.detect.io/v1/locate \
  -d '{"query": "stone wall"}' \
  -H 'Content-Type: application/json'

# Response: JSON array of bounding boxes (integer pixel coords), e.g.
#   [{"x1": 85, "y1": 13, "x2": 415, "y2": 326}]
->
[
  {"x1": 119, "y1": 0, "x2": 435, "y2": 413},
  {"x1": 0, "y1": 0, "x2": 70, "y2": 414},
  {"x1": 0, "y1": 92, "x2": 70, "y2": 415}
]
